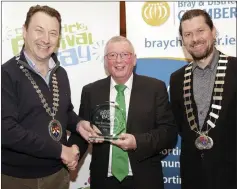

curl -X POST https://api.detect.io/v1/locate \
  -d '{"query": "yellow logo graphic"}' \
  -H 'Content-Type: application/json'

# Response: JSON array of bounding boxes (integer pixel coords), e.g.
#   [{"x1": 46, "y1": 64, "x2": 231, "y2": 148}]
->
[{"x1": 142, "y1": 2, "x2": 170, "y2": 26}]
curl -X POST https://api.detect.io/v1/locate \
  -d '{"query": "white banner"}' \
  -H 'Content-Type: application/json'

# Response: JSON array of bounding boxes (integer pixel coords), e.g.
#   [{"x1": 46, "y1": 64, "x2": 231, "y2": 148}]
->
[
  {"x1": 126, "y1": 1, "x2": 236, "y2": 59},
  {"x1": 2, "y1": 2, "x2": 120, "y2": 189}
]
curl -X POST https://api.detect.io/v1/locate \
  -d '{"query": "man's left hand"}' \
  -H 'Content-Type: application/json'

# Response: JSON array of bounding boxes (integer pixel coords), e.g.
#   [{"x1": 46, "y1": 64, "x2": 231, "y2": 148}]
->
[{"x1": 111, "y1": 133, "x2": 137, "y2": 151}]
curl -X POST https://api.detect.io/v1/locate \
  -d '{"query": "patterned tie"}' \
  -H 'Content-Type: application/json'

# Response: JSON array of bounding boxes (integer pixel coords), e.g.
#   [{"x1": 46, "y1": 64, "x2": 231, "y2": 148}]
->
[{"x1": 111, "y1": 84, "x2": 129, "y2": 182}]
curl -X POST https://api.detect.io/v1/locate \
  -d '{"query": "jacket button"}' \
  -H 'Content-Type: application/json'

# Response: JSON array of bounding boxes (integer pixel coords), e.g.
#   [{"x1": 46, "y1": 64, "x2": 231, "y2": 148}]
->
[{"x1": 201, "y1": 153, "x2": 204, "y2": 159}]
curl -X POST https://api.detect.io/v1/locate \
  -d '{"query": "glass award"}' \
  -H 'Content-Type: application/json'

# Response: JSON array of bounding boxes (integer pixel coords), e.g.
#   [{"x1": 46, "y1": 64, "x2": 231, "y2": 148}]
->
[{"x1": 89, "y1": 101, "x2": 125, "y2": 142}]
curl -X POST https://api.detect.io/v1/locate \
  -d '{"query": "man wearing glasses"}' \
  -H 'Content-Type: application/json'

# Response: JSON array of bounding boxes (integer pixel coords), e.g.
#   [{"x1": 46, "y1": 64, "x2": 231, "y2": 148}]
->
[{"x1": 69, "y1": 36, "x2": 177, "y2": 189}]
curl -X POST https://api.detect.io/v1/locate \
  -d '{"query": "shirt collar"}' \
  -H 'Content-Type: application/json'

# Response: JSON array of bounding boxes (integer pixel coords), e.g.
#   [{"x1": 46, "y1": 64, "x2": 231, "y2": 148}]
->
[
  {"x1": 23, "y1": 51, "x2": 56, "y2": 71},
  {"x1": 110, "y1": 73, "x2": 134, "y2": 91}
]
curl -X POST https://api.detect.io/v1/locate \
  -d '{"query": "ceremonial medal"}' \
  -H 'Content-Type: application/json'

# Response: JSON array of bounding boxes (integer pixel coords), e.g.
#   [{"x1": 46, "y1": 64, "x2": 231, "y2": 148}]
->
[
  {"x1": 19, "y1": 64, "x2": 61, "y2": 141},
  {"x1": 183, "y1": 53, "x2": 228, "y2": 150},
  {"x1": 195, "y1": 134, "x2": 214, "y2": 150},
  {"x1": 48, "y1": 119, "x2": 62, "y2": 141}
]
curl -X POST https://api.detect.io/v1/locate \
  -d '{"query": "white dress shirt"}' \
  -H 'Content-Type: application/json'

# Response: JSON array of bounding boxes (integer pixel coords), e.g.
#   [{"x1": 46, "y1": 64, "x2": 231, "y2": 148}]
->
[{"x1": 107, "y1": 74, "x2": 134, "y2": 177}]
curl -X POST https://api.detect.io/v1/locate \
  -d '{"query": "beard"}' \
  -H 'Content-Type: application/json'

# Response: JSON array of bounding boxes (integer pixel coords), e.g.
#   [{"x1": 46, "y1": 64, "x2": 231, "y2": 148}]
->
[{"x1": 189, "y1": 40, "x2": 215, "y2": 61}]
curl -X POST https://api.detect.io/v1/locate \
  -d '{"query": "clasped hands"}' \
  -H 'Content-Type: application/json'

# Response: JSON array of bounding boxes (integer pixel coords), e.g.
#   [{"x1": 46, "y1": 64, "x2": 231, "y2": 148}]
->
[
  {"x1": 61, "y1": 144, "x2": 79, "y2": 170},
  {"x1": 76, "y1": 120, "x2": 137, "y2": 151}
]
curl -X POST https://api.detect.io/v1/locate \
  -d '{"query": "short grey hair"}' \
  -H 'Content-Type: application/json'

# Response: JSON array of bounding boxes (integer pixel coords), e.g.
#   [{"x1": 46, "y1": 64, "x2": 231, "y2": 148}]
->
[{"x1": 104, "y1": 36, "x2": 135, "y2": 55}]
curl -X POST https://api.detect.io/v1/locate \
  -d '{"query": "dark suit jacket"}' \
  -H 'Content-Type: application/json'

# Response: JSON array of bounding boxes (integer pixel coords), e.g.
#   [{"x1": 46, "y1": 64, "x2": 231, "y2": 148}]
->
[
  {"x1": 170, "y1": 54, "x2": 237, "y2": 189},
  {"x1": 69, "y1": 74, "x2": 177, "y2": 189}
]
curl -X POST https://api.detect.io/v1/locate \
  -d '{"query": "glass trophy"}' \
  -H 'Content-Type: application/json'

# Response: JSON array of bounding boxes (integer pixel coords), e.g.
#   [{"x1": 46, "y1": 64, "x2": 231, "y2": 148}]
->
[{"x1": 89, "y1": 101, "x2": 125, "y2": 142}]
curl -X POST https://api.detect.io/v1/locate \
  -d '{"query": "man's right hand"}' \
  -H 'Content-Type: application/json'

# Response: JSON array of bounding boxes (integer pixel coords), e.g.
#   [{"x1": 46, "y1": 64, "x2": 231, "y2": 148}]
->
[{"x1": 61, "y1": 144, "x2": 79, "y2": 170}]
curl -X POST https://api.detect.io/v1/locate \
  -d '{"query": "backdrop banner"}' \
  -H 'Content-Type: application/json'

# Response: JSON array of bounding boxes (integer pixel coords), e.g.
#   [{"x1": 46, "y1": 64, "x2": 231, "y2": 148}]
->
[{"x1": 126, "y1": 1, "x2": 236, "y2": 189}]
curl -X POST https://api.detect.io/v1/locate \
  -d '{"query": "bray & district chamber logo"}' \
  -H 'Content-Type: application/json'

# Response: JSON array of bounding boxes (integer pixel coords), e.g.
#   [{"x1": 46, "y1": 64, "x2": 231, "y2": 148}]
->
[{"x1": 142, "y1": 1, "x2": 170, "y2": 26}]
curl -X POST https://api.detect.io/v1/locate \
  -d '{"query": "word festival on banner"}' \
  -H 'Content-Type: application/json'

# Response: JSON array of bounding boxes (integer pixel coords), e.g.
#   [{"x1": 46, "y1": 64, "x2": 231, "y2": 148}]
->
[
  {"x1": 7, "y1": 22, "x2": 105, "y2": 67},
  {"x1": 58, "y1": 22, "x2": 93, "y2": 67}
]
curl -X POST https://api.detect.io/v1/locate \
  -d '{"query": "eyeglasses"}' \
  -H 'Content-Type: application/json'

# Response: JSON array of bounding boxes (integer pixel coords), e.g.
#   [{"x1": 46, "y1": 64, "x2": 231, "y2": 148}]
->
[{"x1": 105, "y1": 52, "x2": 133, "y2": 60}]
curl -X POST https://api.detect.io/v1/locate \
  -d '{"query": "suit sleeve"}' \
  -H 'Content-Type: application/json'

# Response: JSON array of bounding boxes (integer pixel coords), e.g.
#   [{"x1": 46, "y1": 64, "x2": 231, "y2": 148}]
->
[
  {"x1": 1, "y1": 68, "x2": 62, "y2": 159},
  {"x1": 133, "y1": 81, "x2": 177, "y2": 161},
  {"x1": 67, "y1": 85, "x2": 89, "y2": 158},
  {"x1": 170, "y1": 72, "x2": 184, "y2": 135}
]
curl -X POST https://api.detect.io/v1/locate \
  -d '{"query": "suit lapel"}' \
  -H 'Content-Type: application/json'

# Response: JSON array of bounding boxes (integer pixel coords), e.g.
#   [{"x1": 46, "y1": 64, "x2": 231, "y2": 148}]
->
[
  {"x1": 102, "y1": 74, "x2": 142, "y2": 132},
  {"x1": 95, "y1": 76, "x2": 111, "y2": 105},
  {"x1": 127, "y1": 74, "x2": 140, "y2": 131}
]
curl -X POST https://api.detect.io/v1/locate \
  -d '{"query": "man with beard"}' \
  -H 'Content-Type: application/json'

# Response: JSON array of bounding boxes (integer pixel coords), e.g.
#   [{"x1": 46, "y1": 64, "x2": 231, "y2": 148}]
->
[{"x1": 169, "y1": 9, "x2": 236, "y2": 189}]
